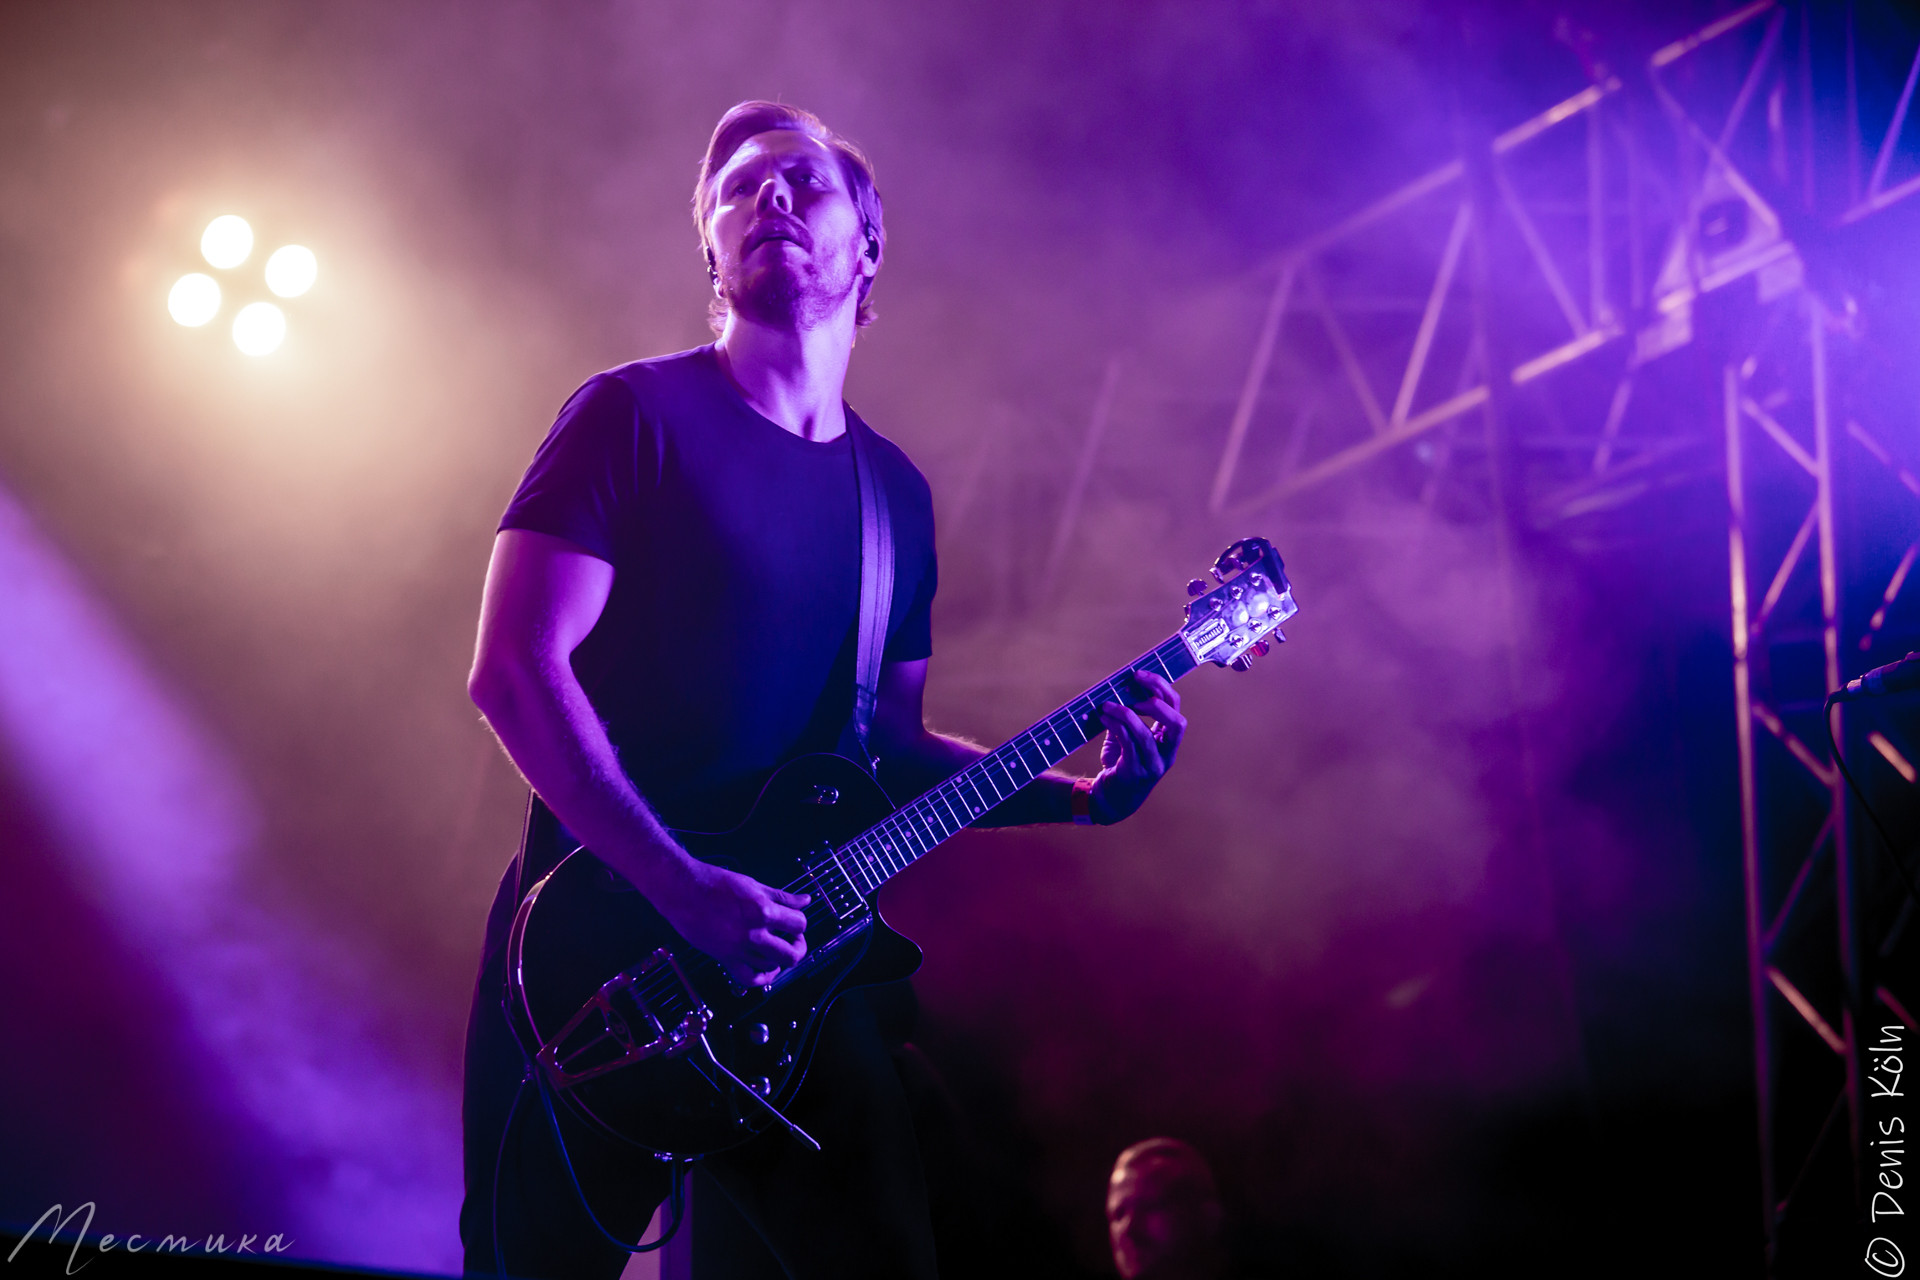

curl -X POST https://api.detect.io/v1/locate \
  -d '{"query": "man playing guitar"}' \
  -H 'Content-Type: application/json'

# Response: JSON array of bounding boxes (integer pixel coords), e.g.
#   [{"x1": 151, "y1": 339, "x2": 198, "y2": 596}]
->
[{"x1": 459, "y1": 100, "x2": 1188, "y2": 1278}]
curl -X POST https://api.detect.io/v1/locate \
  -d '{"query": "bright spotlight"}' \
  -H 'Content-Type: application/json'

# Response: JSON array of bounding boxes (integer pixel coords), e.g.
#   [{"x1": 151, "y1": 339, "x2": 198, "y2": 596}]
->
[
  {"x1": 167, "y1": 273, "x2": 222, "y2": 327},
  {"x1": 201, "y1": 215, "x2": 254, "y2": 269},
  {"x1": 264, "y1": 245, "x2": 318, "y2": 298},
  {"x1": 232, "y1": 302, "x2": 286, "y2": 357}
]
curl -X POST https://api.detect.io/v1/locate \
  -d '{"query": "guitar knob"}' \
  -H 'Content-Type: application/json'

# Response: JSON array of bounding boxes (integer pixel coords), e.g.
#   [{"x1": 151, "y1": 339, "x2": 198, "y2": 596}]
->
[{"x1": 1186, "y1": 579, "x2": 1206, "y2": 597}]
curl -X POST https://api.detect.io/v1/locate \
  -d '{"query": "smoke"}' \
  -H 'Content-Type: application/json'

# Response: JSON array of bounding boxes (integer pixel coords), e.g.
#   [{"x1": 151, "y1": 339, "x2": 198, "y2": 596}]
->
[
  {"x1": 0, "y1": 483, "x2": 461, "y2": 1269},
  {"x1": 0, "y1": 0, "x2": 1748, "y2": 1272}
]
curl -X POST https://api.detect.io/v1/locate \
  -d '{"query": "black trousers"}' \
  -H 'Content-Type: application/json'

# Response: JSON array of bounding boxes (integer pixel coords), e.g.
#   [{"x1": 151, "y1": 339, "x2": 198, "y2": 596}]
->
[{"x1": 459, "y1": 861, "x2": 941, "y2": 1279}]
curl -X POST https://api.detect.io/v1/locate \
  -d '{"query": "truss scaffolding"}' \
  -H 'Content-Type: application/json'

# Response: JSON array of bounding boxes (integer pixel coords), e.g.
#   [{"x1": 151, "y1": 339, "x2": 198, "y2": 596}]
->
[{"x1": 1191, "y1": 3, "x2": 1919, "y2": 1271}]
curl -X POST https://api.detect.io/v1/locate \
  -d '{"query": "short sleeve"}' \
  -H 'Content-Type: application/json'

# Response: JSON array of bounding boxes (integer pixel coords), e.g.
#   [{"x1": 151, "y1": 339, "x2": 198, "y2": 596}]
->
[
  {"x1": 885, "y1": 553, "x2": 936, "y2": 662},
  {"x1": 498, "y1": 374, "x2": 648, "y2": 561}
]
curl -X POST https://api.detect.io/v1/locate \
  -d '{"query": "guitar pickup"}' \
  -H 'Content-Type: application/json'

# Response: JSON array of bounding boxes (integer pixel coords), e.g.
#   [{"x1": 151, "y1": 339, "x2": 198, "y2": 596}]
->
[{"x1": 534, "y1": 948, "x2": 710, "y2": 1089}]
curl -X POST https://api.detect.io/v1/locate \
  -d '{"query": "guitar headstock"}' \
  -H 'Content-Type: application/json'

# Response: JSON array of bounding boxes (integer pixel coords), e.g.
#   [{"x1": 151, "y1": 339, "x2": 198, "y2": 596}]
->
[{"x1": 1179, "y1": 537, "x2": 1296, "y2": 670}]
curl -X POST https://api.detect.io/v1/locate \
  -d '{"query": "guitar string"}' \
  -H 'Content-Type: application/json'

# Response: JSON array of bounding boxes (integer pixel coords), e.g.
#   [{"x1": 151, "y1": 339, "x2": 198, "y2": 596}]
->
[
  {"x1": 602, "y1": 639, "x2": 1195, "y2": 1024},
  {"x1": 556, "y1": 566, "x2": 1285, "y2": 1064},
  {"x1": 774, "y1": 641, "x2": 1184, "y2": 899},
  {"x1": 600, "y1": 644, "x2": 1193, "y2": 1031},
  {"x1": 601, "y1": 642, "x2": 1194, "y2": 1025},
  {"x1": 542, "y1": 561, "x2": 1283, "y2": 1098}
]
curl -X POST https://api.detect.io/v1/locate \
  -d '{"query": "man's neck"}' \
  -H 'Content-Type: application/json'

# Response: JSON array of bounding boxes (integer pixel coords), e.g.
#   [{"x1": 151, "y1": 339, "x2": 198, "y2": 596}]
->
[{"x1": 713, "y1": 308, "x2": 856, "y2": 443}]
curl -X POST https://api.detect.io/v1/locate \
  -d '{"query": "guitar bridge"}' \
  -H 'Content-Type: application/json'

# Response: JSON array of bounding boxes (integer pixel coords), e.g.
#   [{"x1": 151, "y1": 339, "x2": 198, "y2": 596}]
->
[{"x1": 534, "y1": 948, "x2": 710, "y2": 1088}]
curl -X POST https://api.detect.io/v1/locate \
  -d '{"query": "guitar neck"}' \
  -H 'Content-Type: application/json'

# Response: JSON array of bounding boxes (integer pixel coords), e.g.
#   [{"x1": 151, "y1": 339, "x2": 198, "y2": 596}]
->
[{"x1": 816, "y1": 632, "x2": 1201, "y2": 900}]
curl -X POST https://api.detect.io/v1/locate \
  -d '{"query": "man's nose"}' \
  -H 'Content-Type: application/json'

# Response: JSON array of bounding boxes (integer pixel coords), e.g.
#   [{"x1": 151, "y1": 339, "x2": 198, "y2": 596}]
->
[{"x1": 754, "y1": 175, "x2": 793, "y2": 215}]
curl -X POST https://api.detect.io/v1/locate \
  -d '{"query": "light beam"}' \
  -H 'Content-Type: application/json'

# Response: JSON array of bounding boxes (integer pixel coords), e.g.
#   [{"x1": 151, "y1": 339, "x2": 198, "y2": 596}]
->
[
  {"x1": 264, "y1": 245, "x2": 318, "y2": 298},
  {"x1": 201, "y1": 215, "x2": 254, "y2": 269},
  {"x1": 167, "y1": 273, "x2": 222, "y2": 327},
  {"x1": 232, "y1": 301, "x2": 287, "y2": 357}
]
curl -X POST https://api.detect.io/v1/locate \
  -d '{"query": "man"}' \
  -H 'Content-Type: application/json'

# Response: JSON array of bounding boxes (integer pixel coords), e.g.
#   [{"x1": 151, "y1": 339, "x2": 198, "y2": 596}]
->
[
  {"x1": 459, "y1": 100, "x2": 1187, "y2": 1279},
  {"x1": 1107, "y1": 1138, "x2": 1228, "y2": 1280}
]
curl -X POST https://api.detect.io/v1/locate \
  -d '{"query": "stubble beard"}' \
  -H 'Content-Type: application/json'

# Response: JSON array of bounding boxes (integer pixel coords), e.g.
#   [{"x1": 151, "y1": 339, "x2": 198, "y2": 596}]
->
[{"x1": 725, "y1": 243, "x2": 861, "y2": 331}]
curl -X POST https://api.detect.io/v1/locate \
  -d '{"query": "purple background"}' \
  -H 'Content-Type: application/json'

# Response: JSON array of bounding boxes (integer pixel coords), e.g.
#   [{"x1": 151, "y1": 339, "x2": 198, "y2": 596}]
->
[{"x1": 6, "y1": 2, "x2": 1905, "y2": 1274}]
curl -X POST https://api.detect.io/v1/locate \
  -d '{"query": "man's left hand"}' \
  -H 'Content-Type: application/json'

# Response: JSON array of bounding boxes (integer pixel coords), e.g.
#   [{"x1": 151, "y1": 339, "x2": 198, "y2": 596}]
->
[{"x1": 1088, "y1": 670, "x2": 1186, "y2": 823}]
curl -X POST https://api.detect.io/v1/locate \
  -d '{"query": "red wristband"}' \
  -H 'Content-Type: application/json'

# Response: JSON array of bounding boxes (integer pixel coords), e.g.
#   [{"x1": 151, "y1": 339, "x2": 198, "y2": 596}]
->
[{"x1": 1070, "y1": 777, "x2": 1096, "y2": 825}]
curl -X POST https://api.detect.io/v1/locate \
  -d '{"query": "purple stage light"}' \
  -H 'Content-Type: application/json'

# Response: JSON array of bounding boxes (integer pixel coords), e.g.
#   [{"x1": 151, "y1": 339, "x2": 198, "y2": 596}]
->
[{"x1": 0, "y1": 484, "x2": 461, "y2": 1273}]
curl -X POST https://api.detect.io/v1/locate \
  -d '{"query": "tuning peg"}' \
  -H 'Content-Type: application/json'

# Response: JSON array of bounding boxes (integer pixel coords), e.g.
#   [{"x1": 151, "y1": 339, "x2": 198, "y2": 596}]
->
[
  {"x1": 1230, "y1": 654, "x2": 1255, "y2": 672},
  {"x1": 1187, "y1": 579, "x2": 1207, "y2": 597},
  {"x1": 1252, "y1": 639, "x2": 1271, "y2": 657}
]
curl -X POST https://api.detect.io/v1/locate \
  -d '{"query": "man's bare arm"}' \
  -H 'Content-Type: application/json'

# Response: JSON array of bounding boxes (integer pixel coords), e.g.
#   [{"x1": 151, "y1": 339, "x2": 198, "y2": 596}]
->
[
  {"x1": 467, "y1": 529, "x2": 809, "y2": 985},
  {"x1": 869, "y1": 657, "x2": 1185, "y2": 826}
]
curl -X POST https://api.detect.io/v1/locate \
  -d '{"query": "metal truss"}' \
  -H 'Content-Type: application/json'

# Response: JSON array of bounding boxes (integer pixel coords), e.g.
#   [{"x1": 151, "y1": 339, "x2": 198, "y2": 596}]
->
[
  {"x1": 1208, "y1": 0, "x2": 1919, "y2": 536},
  {"x1": 1196, "y1": 2, "x2": 1920, "y2": 1271},
  {"x1": 1726, "y1": 287, "x2": 1918, "y2": 1270}
]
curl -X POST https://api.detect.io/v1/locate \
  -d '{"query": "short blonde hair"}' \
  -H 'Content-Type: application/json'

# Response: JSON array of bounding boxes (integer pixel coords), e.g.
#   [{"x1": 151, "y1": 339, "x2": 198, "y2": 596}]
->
[{"x1": 693, "y1": 100, "x2": 886, "y2": 331}]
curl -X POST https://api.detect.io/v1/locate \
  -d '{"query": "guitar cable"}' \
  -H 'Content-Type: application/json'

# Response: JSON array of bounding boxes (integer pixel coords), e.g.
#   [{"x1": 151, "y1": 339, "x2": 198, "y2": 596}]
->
[
  {"x1": 1824, "y1": 696, "x2": 1920, "y2": 915},
  {"x1": 490, "y1": 1073, "x2": 528, "y2": 1280},
  {"x1": 490, "y1": 1068, "x2": 692, "y2": 1279},
  {"x1": 537, "y1": 1068, "x2": 690, "y2": 1258}
]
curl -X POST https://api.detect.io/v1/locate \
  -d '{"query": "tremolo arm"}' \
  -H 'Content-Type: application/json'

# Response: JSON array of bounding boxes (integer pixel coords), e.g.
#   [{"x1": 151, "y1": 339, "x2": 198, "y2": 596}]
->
[{"x1": 533, "y1": 948, "x2": 710, "y2": 1088}]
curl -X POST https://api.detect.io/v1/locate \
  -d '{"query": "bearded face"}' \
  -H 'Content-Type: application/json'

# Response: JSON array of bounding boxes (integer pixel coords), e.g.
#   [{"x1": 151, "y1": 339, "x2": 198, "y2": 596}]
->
[{"x1": 706, "y1": 130, "x2": 872, "y2": 331}]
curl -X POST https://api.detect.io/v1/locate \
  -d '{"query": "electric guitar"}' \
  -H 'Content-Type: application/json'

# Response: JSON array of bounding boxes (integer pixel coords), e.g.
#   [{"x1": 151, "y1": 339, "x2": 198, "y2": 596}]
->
[{"x1": 504, "y1": 537, "x2": 1296, "y2": 1157}]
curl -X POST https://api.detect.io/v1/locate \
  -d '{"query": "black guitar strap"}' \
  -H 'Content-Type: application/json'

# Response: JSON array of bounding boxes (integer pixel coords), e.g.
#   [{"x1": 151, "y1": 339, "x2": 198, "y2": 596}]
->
[{"x1": 849, "y1": 415, "x2": 894, "y2": 770}]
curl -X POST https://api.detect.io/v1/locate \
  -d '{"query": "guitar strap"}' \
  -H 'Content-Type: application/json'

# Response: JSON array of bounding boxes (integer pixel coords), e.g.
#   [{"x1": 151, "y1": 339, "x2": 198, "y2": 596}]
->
[{"x1": 848, "y1": 414, "x2": 894, "y2": 771}]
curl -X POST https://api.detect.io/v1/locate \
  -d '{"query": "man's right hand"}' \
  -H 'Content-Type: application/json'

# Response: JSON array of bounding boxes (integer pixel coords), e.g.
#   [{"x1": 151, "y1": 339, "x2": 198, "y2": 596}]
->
[{"x1": 649, "y1": 856, "x2": 812, "y2": 989}]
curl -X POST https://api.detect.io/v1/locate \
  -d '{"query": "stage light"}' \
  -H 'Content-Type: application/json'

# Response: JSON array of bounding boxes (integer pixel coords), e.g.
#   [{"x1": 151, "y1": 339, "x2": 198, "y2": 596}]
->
[
  {"x1": 232, "y1": 302, "x2": 286, "y2": 357},
  {"x1": 201, "y1": 215, "x2": 254, "y2": 269},
  {"x1": 264, "y1": 245, "x2": 317, "y2": 298},
  {"x1": 167, "y1": 273, "x2": 222, "y2": 327}
]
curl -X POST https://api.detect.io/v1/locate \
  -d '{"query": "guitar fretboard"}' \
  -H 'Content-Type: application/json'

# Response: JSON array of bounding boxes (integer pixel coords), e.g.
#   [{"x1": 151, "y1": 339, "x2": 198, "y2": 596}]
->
[{"x1": 798, "y1": 633, "x2": 1199, "y2": 905}]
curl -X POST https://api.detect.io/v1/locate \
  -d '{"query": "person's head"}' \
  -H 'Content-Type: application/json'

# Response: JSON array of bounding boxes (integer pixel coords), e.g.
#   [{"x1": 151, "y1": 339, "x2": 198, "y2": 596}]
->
[
  {"x1": 692, "y1": 100, "x2": 885, "y2": 335},
  {"x1": 1106, "y1": 1138, "x2": 1225, "y2": 1279}
]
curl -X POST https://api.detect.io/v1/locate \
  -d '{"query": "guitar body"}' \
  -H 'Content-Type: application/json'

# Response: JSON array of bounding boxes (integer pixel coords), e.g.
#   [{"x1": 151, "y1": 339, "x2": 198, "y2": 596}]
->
[{"x1": 505, "y1": 754, "x2": 922, "y2": 1157}]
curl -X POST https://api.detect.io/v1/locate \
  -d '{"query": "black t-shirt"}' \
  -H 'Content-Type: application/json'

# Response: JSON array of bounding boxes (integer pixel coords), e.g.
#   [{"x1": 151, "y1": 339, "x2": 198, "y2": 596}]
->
[{"x1": 499, "y1": 345, "x2": 936, "y2": 832}]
